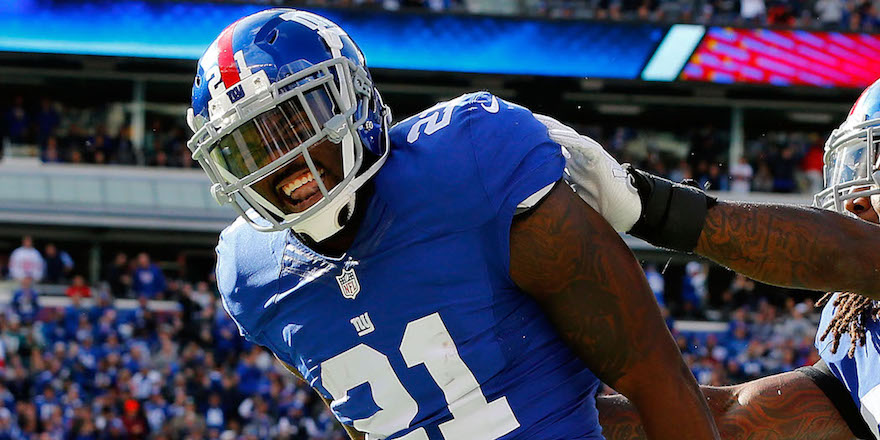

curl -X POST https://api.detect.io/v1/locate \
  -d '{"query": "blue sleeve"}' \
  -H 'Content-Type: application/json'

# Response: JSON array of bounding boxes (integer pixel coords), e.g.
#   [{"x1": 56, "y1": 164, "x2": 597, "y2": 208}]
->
[
  {"x1": 214, "y1": 218, "x2": 287, "y2": 345},
  {"x1": 215, "y1": 221, "x2": 258, "y2": 343},
  {"x1": 466, "y1": 92, "x2": 565, "y2": 220}
]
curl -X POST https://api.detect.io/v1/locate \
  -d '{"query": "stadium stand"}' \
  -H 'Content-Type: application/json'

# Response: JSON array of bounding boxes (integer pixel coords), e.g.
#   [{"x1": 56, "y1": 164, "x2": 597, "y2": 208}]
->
[
  {"x1": 173, "y1": 0, "x2": 880, "y2": 32},
  {"x1": 0, "y1": 96, "x2": 831, "y2": 194},
  {"x1": 0, "y1": 246, "x2": 344, "y2": 439}
]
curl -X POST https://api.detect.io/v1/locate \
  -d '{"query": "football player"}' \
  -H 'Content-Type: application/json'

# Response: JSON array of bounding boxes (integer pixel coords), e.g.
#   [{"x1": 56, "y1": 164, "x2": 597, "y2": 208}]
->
[
  {"x1": 586, "y1": 80, "x2": 880, "y2": 440},
  {"x1": 186, "y1": 9, "x2": 718, "y2": 440}
]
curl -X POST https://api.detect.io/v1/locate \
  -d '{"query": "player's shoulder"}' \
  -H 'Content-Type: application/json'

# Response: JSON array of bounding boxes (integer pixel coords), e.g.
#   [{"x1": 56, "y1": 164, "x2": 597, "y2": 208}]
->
[
  {"x1": 377, "y1": 92, "x2": 562, "y2": 231},
  {"x1": 215, "y1": 216, "x2": 288, "y2": 339},
  {"x1": 388, "y1": 91, "x2": 541, "y2": 148}
]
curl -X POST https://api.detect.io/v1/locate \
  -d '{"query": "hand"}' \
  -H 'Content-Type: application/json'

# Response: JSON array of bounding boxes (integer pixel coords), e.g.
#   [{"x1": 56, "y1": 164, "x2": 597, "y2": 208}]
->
[{"x1": 534, "y1": 114, "x2": 641, "y2": 232}]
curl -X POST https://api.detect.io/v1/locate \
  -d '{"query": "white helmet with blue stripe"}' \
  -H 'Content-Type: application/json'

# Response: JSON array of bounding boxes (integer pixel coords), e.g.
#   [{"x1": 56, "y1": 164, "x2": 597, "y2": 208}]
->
[
  {"x1": 187, "y1": 9, "x2": 390, "y2": 242},
  {"x1": 815, "y1": 78, "x2": 880, "y2": 214}
]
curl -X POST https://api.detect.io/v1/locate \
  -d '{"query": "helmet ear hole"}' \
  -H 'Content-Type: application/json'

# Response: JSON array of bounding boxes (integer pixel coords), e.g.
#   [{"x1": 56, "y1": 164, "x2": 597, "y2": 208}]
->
[
  {"x1": 337, "y1": 204, "x2": 351, "y2": 226},
  {"x1": 267, "y1": 29, "x2": 279, "y2": 45},
  {"x1": 194, "y1": 76, "x2": 201, "y2": 87}
]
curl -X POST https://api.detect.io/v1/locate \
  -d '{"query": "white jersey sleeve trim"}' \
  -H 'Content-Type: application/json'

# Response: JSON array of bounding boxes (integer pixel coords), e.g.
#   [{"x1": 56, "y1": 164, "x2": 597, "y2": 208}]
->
[{"x1": 515, "y1": 182, "x2": 555, "y2": 215}]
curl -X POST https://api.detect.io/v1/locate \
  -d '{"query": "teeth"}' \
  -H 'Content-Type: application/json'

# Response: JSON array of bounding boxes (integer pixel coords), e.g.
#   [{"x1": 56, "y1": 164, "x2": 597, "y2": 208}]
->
[{"x1": 281, "y1": 170, "x2": 324, "y2": 197}]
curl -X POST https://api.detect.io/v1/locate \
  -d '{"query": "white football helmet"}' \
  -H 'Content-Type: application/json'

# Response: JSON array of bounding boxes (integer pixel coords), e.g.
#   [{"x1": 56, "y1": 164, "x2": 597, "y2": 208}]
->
[
  {"x1": 187, "y1": 9, "x2": 390, "y2": 242},
  {"x1": 814, "y1": 78, "x2": 880, "y2": 214}
]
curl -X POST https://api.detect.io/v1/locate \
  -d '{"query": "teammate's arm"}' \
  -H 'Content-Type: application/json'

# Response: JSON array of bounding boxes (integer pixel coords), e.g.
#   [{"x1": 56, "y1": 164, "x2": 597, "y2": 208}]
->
[
  {"x1": 597, "y1": 371, "x2": 853, "y2": 440},
  {"x1": 509, "y1": 182, "x2": 719, "y2": 440},
  {"x1": 275, "y1": 356, "x2": 366, "y2": 440},
  {"x1": 627, "y1": 168, "x2": 880, "y2": 299},
  {"x1": 696, "y1": 201, "x2": 880, "y2": 299}
]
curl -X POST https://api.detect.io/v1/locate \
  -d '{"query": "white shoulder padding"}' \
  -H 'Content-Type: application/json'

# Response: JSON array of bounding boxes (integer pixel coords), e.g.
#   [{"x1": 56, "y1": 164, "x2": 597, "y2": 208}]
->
[{"x1": 534, "y1": 114, "x2": 641, "y2": 232}]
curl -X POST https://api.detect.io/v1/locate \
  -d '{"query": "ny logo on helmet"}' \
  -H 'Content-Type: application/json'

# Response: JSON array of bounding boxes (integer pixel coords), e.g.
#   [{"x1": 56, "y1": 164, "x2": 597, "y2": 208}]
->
[{"x1": 226, "y1": 84, "x2": 245, "y2": 104}]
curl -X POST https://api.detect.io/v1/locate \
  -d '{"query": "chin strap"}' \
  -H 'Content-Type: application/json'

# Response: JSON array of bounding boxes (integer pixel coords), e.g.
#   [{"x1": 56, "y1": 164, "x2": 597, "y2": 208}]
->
[{"x1": 626, "y1": 165, "x2": 718, "y2": 253}]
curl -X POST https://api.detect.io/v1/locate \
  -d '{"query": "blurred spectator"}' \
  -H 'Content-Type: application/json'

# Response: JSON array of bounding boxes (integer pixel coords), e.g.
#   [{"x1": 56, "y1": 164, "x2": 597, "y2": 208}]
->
[
  {"x1": 43, "y1": 243, "x2": 74, "y2": 284},
  {"x1": 729, "y1": 157, "x2": 753, "y2": 193},
  {"x1": 205, "y1": 393, "x2": 226, "y2": 432},
  {"x1": 815, "y1": 0, "x2": 846, "y2": 27},
  {"x1": 4, "y1": 96, "x2": 27, "y2": 144},
  {"x1": 681, "y1": 261, "x2": 708, "y2": 318},
  {"x1": 65, "y1": 275, "x2": 92, "y2": 298},
  {"x1": 169, "y1": 398, "x2": 206, "y2": 438},
  {"x1": 105, "y1": 252, "x2": 132, "y2": 298},
  {"x1": 740, "y1": 0, "x2": 766, "y2": 22},
  {"x1": 8, "y1": 236, "x2": 44, "y2": 282},
  {"x1": 801, "y1": 141, "x2": 824, "y2": 194},
  {"x1": 122, "y1": 399, "x2": 149, "y2": 439},
  {"x1": 35, "y1": 98, "x2": 59, "y2": 147},
  {"x1": 752, "y1": 162, "x2": 775, "y2": 192},
  {"x1": 705, "y1": 163, "x2": 729, "y2": 191},
  {"x1": 771, "y1": 145, "x2": 799, "y2": 192},
  {"x1": 11, "y1": 277, "x2": 39, "y2": 325},
  {"x1": 131, "y1": 253, "x2": 166, "y2": 299},
  {"x1": 776, "y1": 300, "x2": 814, "y2": 341},
  {"x1": 645, "y1": 264, "x2": 666, "y2": 307},
  {"x1": 41, "y1": 136, "x2": 63, "y2": 163}
]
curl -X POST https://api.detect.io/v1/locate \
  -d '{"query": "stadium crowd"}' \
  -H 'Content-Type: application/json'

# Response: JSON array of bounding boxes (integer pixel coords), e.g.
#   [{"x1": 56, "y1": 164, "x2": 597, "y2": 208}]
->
[
  {"x1": 0, "y1": 96, "x2": 827, "y2": 195},
  {"x1": 201, "y1": 0, "x2": 880, "y2": 32},
  {"x1": 0, "y1": 233, "x2": 823, "y2": 438},
  {"x1": 0, "y1": 239, "x2": 344, "y2": 439},
  {"x1": 580, "y1": 124, "x2": 827, "y2": 195}
]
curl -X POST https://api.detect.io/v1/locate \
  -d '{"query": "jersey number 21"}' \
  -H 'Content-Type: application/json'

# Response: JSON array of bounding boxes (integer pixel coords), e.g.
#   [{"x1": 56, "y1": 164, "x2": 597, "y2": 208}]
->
[{"x1": 321, "y1": 313, "x2": 520, "y2": 439}]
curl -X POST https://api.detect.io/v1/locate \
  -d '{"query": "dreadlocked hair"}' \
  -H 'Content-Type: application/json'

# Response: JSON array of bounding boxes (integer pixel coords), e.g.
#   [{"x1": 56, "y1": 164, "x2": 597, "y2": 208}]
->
[{"x1": 817, "y1": 291, "x2": 880, "y2": 358}]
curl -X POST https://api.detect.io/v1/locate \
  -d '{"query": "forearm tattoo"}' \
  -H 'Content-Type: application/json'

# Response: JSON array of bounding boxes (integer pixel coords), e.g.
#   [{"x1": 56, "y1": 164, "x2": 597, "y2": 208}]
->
[{"x1": 696, "y1": 201, "x2": 880, "y2": 298}]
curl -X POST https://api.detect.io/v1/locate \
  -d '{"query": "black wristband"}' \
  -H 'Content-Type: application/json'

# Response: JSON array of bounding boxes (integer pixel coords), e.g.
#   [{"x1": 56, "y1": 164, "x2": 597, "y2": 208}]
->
[{"x1": 626, "y1": 165, "x2": 717, "y2": 253}]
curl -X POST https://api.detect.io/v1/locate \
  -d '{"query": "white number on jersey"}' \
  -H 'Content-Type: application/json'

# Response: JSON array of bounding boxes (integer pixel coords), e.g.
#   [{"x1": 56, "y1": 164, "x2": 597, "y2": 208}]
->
[{"x1": 320, "y1": 313, "x2": 520, "y2": 439}]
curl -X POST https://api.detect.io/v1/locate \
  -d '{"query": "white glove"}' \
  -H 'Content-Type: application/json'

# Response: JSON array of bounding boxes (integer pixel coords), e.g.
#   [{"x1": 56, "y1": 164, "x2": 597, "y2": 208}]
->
[{"x1": 535, "y1": 114, "x2": 642, "y2": 232}]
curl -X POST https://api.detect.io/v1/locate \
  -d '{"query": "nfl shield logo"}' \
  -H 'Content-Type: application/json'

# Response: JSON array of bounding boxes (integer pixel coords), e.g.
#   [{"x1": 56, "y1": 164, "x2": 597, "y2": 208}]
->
[{"x1": 335, "y1": 268, "x2": 361, "y2": 299}]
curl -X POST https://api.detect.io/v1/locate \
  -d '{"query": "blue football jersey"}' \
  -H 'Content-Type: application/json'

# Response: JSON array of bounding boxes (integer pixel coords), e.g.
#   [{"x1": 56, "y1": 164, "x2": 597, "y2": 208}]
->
[
  {"x1": 216, "y1": 92, "x2": 605, "y2": 440},
  {"x1": 816, "y1": 293, "x2": 880, "y2": 438}
]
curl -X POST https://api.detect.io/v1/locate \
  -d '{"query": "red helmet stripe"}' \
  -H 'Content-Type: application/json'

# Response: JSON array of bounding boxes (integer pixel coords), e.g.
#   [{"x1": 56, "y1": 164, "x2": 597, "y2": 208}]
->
[{"x1": 217, "y1": 23, "x2": 241, "y2": 88}]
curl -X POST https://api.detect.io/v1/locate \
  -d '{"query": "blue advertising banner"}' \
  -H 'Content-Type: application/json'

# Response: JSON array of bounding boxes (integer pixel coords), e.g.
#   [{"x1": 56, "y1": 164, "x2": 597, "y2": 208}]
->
[{"x1": 0, "y1": 0, "x2": 664, "y2": 78}]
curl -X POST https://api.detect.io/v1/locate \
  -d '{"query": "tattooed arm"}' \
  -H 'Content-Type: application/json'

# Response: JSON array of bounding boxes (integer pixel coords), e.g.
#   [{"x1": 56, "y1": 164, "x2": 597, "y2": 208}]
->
[
  {"x1": 696, "y1": 202, "x2": 880, "y2": 299},
  {"x1": 597, "y1": 371, "x2": 853, "y2": 440},
  {"x1": 276, "y1": 356, "x2": 366, "y2": 440},
  {"x1": 510, "y1": 182, "x2": 719, "y2": 440}
]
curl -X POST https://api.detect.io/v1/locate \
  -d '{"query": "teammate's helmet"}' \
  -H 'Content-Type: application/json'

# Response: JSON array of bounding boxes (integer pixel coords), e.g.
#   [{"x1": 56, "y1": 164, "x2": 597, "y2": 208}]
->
[
  {"x1": 187, "y1": 9, "x2": 390, "y2": 241},
  {"x1": 815, "y1": 78, "x2": 880, "y2": 213}
]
